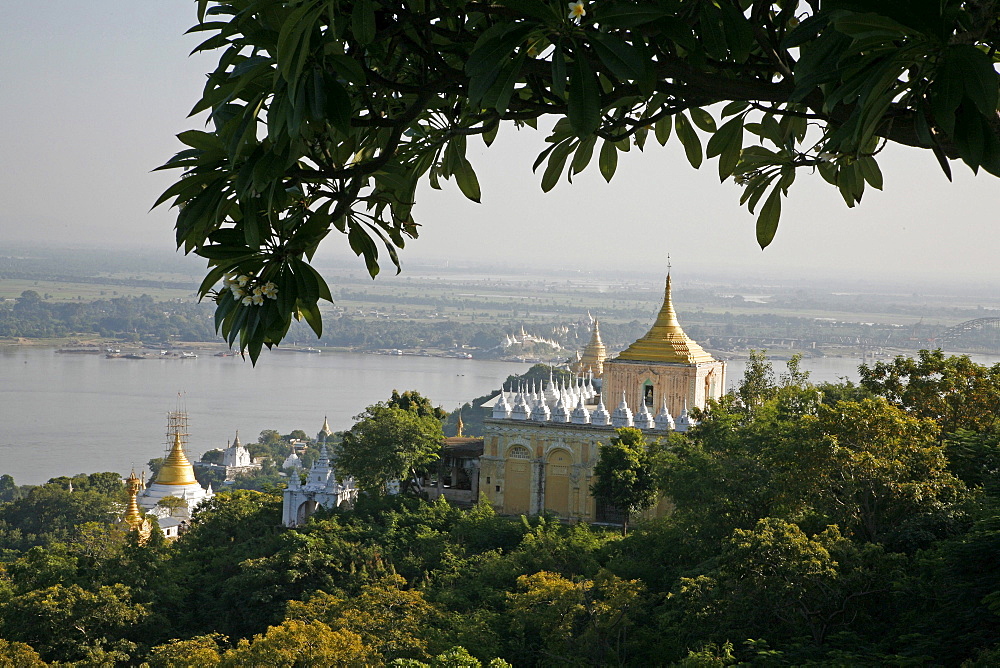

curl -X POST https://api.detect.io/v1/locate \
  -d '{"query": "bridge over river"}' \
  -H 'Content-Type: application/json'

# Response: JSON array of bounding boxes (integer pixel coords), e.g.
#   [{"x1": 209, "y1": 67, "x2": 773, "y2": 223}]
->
[{"x1": 932, "y1": 317, "x2": 1000, "y2": 352}]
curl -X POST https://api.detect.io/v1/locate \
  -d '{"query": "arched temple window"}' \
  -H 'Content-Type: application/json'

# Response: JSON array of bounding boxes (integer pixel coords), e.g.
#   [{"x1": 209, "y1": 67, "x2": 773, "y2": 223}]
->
[{"x1": 507, "y1": 445, "x2": 531, "y2": 459}]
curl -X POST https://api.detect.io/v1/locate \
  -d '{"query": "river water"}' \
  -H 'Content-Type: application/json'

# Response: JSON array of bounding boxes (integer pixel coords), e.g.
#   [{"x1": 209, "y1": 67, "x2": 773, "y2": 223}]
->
[
  {"x1": 3, "y1": 347, "x2": 998, "y2": 485},
  {"x1": 0, "y1": 347, "x2": 530, "y2": 485}
]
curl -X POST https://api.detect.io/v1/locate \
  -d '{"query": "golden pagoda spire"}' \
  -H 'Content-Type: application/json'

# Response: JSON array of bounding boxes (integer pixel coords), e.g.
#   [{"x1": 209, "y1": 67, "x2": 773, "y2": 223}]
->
[
  {"x1": 456, "y1": 409, "x2": 464, "y2": 438},
  {"x1": 155, "y1": 433, "x2": 199, "y2": 486},
  {"x1": 616, "y1": 273, "x2": 715, "y2": 364},
  {"x1": 581, "y1": 319, "x2": 607, "y2": 377},
  {"x1": 123, "y1": 469, "x2": 145, "y2": 530},
  {"x1": 122, "y1": 469, "x2": 151, "y2": 543}
]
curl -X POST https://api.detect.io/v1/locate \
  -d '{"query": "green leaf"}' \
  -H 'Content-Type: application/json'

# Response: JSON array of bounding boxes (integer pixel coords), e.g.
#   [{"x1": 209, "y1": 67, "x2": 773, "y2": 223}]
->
[
  {"x1": 197, "y1": 264, "x2": 231, "y2": 298},
  {"x1": 837, "y1": 161, "x2": 863, "y2": 206},
  {"x1": 817, "y1": 160, "x2": 838, "y2": 186},
  {"x1": 719, "y1": 141, "x2": 741, "y2": 181},
  {"x1": 599, "y1": 140, "x2": 618, "y2": 182},
  {"x1": 833, "y1": 13, "x2": 913, "y2": 40},
  {"x1": 276, "y1": 1, "x2": 320, "y2": 86},
  {"x1": 742, "y1": 172, "x2": 775, "y2": 210},
  {"x1": 950, "y1": 44, "x2": 1000, "y2": 117},
  {"x1": 596, "y1": 3, "x2": 672, "y2": 29},
  {"x1": 466, "y1": 24, "x2": 532, "y2": 77},
  {"x1": 761, "y1": 114, "x2": 783, "y2": 145},
  {"x1": 689, "y1": 107, "x2": 717, "y2": 133},
  {"x1": 551, "y1": 43, "x2": 567, "y2": 98},
  {"x1": 297, "y1": 298, "x2": 324, "y2": 338},
  {"x1": 454, "y1": 159, "x2": 482, "y2": 202},
  {"x1": 707, "y1": 116, "x2": 744, "y2": 181},
  {"x1": 568, "y1": 54, "x2": 602, "y2": 136},
  {"x1": 176, "y1": 130, "x2": 220, "y2": 152},
  {"x1": 698, "y1": 3, "x2": 727, "y2": 61},
  {"x1": 352, "y1": 0, "x2": 377, "y2": 45},
  {"x1": 655, "y1": 16, "x2": 697, "y2": 52},
  {"x1": 327, "y1": 55, "x2": 367, "y2": 85},
  {"x1": 858, "y1": 156, "x2": 883, "y2": 190},
  {"x1": 484, "y1": 53, "x2": 526, "y2": 113},
  {"x1": 928, "y1": 71, "x2": 964, "y2": 135},
  {"x1": 348, "y1": 224, "x2": 381, "y2": 278},
  {"x1": 654, "y1": 116, "x2": 672, "y2": 145},
  {"x1": 674, "y1": 113, "x2": 702, "y2": 168},
  {"x1": 931, "y1": 143, "x2": 953, "y2": 181},
  {"x1": 782, "y1": 12, "x2": 828, "y2": 49},
  {"x1": 541, "y1": 140, "x2": 574, "y2": 192},
  {"x1": 721, "y1": 101, "x2": 749, "y2": 117},
  {"x1": 482, "y1": 121, "x2": 500, "y2": 147},
  {"x1": 756, "y1": 186, "x2": 782, "y2": 249},
  {"x1": 275, "y1": 268, "x2": 297, "y2": 315},
  {"x1": 571, "y1": 135, "x2": 597, "y2": 175},
  {"x1": 591, "y1": 32, "x2": 645, "y2": 81},
  {"x1": 300, "y1": 262, "x2": 334, "y2": 302},
  {"x1": 706, "y1": 115, "x2": 743, "y2": 158},
  {"x1": 954, "y1": 103, "x2": 986, "y2": 172},
  {"x1": 719, "y1": 0, "x2": 753, "y2": 62},
  {"x1": 323, "y1": 75, "x2": 352, "y2": 135}
]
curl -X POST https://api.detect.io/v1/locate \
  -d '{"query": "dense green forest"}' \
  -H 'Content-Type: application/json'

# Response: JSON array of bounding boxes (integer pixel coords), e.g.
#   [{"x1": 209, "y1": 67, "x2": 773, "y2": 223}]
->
[
  {"x1": 1, "y1": 352, "x2": 998, "y2": 665},
  {"x1": 0, "y1": 292, "x2": 216, "y2": 342}
]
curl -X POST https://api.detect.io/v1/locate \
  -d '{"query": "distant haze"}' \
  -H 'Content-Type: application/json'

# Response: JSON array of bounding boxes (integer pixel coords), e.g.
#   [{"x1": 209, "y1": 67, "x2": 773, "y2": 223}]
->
[{"x1": 3, "y1": 2, "x2": 998, "y2": 285}]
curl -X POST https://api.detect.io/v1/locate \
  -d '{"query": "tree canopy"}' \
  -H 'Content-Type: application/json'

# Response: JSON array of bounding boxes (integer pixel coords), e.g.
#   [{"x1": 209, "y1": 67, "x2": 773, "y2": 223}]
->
[
  {"x1": 2, "y1": 355, "x2": 1000, "y2": 664},
  {"x1": 159, "y1": 0, "x2": 1000, "y2": 359},
  {"x1": 338, "y1": 399, "x2": 445, "y2": 493},
  {"x1": 591, "y1": 427, "x2": 657, "y2": 535}
]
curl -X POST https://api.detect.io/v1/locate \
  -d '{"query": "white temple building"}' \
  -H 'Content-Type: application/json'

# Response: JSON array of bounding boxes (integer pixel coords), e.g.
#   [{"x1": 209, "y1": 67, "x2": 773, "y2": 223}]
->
[
  {"x1": 282, "y1": 448, "x2": 303, "y2": 470},
  {"x1": 282, "y1": 437, "x2": 358, "y2": 527},
  {"x1": 196, "y1": 431, "x2": 263, "y2": 481},
  {"x1": 138, "y1": 432, "x2": 214, "y2": 519}
]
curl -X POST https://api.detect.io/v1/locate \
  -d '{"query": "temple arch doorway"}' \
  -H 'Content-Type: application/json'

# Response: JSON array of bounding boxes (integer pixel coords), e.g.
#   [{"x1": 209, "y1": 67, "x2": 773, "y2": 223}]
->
[
  {"x1": 296, "y1": 499, "x2": 319, "y2": 525},
  {"x1": 544, "y1": 449, "x2": 572, "y2": 517},
  {"x1": 504, "y1": 445, "x2": 532, "y2": 514}
]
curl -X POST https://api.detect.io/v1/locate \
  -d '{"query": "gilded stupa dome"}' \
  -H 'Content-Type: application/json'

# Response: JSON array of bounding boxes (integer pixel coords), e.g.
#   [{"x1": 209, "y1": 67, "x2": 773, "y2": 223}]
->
[
  {"x1": 615, "y1": 274, "x2": 715, "y2": 365},
  {"x1": 156, "y1": 433, "x2": 199, "y2": 486}
]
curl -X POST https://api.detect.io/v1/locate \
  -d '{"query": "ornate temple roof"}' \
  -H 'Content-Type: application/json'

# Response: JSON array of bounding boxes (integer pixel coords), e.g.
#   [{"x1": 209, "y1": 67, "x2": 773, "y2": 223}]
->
[
  {"x1": 615, "y1": 274, "x2": 715, "y2": 365},
  {"x1": 155, "y1": 433, "x2": 199, "y2": 486}
]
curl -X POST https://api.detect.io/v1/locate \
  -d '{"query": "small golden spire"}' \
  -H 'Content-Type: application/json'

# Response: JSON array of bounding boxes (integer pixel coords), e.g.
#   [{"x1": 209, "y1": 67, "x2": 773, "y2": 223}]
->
[
  {"x1": 123, "y1": 470, "x2": 151, "y2": 544},
  {"x1": 456, "y1": 409, "x2": 464, "y2": 438},
  {"x1": 155, "y1": 433, "x2": 199, "y2": 486},
  {"x1": 581, "y1": 319, "x2": 607, "y2": 377},
  {"x1": 123, "y1": 470, "x2": 144, "y2": 529}
]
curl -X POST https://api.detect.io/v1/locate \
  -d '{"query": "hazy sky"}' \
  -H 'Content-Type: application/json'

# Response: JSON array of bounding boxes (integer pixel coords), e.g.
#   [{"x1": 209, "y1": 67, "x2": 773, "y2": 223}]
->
[{"x1": 3, "y1": 2, "x2": 998, "y2": 285}]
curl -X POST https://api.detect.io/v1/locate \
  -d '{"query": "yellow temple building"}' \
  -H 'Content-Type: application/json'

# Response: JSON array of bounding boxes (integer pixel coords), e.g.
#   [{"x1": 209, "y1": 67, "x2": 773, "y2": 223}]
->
[{"x1": 479, "y1": 273, "x2": 725, "y2": 522}]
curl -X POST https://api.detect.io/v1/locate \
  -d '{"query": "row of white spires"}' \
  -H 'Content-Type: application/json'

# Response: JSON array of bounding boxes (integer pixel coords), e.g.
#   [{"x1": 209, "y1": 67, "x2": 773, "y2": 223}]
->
[
  {"x1": 492, "y1": 373, "x2": 696, "y2": 432},
  {"x1": 502, "y1": 326, "x2": 563, "y2": 349}
]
